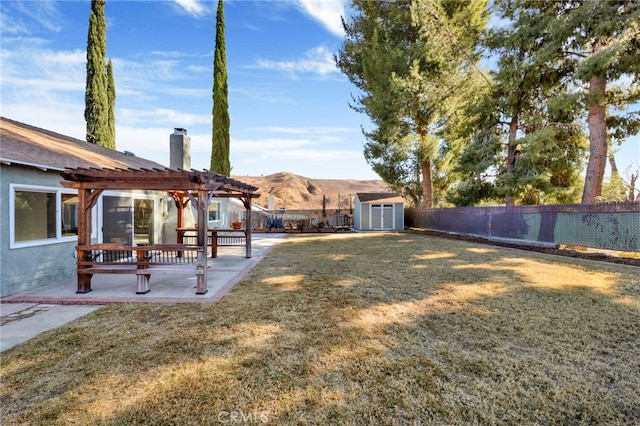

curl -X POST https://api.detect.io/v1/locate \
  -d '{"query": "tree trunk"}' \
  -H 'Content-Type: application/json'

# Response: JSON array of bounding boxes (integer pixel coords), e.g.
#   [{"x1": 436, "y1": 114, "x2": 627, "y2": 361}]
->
[
  {"x1": 421, "y1": 159, "x2": 433, "y2": 208},
  {"x1": 415, "y1": 117, "x2": 434, "y2": 208},
  {"x1": 629, "y1": 172, "x2": 637, "y2": 202},
  {"x1": 505, "y1": 116, "x2": 519, "y2": 207},
  {"x1": 582, "y1": 75, "x2": 608, "y2": 204},
  {"x1": 608, "y1": 152, "x2": 619, "y2": 178}
]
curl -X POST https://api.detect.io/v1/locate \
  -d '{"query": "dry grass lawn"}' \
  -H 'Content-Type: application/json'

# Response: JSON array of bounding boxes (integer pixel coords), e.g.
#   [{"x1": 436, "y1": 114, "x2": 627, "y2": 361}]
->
[{"x1": 1, "y1": 233, "x2": 639, "y2": 425}]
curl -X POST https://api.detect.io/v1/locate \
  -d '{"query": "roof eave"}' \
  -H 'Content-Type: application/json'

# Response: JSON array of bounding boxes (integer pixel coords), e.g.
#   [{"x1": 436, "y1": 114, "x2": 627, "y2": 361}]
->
[{"x1": 0, "y1": 158, "x2": 64, "y2": 172}]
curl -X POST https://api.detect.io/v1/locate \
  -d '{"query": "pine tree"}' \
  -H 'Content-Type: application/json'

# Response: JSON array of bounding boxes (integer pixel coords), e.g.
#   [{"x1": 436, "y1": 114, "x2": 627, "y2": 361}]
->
[
  {"x1": 451, "y1": 0, "x2": 587, "y2": 206},
  {"x1": 84, "y1": 0, "x2": 113, "y2": 148},
  {"x1": 337, "y1": 0, "x2": 421, "y2": 204},
  {"x1": 210, "y1": 0, "x2": 231, "y2": 176},
  {"x1": 536, "y1": 0, "x2": 640, "y2": 203},
  {"x1": 337, "y1": 0, "x2": 488, "y2": 207}
]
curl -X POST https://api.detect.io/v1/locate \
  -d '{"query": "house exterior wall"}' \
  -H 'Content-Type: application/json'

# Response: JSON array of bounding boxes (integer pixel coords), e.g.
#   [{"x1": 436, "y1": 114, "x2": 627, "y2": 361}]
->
[
  {"x1": 359, "y1": 201, "x2": 372, "y2": 230},
  {"x1": 0, "y1": 164, "x2": 79, "y2": 296},
  {"x1": 1, "y1": 164, "x2": 172, "y2": 297},
  {"x1": 204, "y1": 198, "x2": 235, "y2": 228}
]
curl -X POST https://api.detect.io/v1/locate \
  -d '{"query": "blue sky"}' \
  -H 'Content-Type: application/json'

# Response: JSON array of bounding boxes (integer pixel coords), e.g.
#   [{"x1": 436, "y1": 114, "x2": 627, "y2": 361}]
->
[
  {"x1": 1, "y1": 0, "x2": 638, "y2": 181},
  {"x1": 1, "y1": 0, "x2": 380, "y2": 179}
]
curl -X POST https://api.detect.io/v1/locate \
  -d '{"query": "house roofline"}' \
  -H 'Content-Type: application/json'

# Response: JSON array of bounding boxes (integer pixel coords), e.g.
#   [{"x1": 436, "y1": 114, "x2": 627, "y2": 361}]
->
[{"x1": 0, "y1": 158, "x2": 65, "y2": 172}]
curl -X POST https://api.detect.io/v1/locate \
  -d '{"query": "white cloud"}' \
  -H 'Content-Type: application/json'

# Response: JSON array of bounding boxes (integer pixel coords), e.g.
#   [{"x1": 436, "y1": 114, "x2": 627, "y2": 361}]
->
[
  {"x1": 296, "y1": 0, "x2": 345, "y2": 38},
  {"x1": 2, "y1": 101, "x2": 86, "y2": 140},
  {"x1": 0, "y1": 42, "x2": 86, "y2": 94},
  {"x1": 232, "y1": 86, "x2": 295, "y2": 104},
  {"x1": 233, "y1": 137, "x2": 361, "y2": 160},
  {"x1": 118, "y1": 108, "x2": 209, "y2": 127},
  {"x1": 0, "y1": 1, "x2": 63, "y2": 35},
  {"x1": 251, "y1": 46, "x2": 338, "y2": 77},
  {"x1": 260, "y1": 126, "x2": 353, "y2": 135},
  {"x1": 172, "y1": 0, "x2": 207, "y2": 17}
]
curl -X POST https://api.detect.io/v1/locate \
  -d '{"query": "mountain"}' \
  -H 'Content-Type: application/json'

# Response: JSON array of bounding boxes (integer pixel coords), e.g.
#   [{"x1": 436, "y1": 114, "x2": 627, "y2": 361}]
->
[{"x1": 231, "y1": 172, "x2": 392, "y2": 210}]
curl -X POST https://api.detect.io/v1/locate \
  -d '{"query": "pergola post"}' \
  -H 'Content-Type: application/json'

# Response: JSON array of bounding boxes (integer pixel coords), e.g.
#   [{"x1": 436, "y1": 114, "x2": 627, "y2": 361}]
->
[
  {"x1": 76, "y1": 188, "x2": 92, "y2": 293},
  {"x1": 170, "y1": 191, "x2": 189, "y2": 231},
  {"x1": 243, "y1": 195, "x2": 252, "y2": 258},
  {"x1": 76, "y1": 188, "x2": 102, "y2": 293},
  {"x1": 195, "y1": 189, "x2": 209, "y2": 294}
]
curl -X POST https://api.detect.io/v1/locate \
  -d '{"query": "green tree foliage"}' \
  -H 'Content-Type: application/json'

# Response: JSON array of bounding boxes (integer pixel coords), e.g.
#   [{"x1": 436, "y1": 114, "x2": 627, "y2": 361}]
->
[
  {"x1": 601, "y1": 153, "x2": 639, "y2": 202},
  {"x1": 450, "y1": 0, "x2": 587, "y2": 206},
  {"x1": 337, "y1": 1, "x2": 416, "y2": 202},
  {"x1": 339, "y1": 0, "x2": 637, "y2": 207},
  {"x1": 337, "y1": 0, "x2": 488, "y2": 207},
  {"x1": 210, "y1": 0, "x2": 231, "y2": 176},
  {"x1": 106, "y1": 59, "x2": 116, "y2": 150},
  {"x1": 84, "y1": 0, "x2": 115, "y2": 149},
  {"x1": 537, "y1": 0, "x2": 640, "y2": 203}
]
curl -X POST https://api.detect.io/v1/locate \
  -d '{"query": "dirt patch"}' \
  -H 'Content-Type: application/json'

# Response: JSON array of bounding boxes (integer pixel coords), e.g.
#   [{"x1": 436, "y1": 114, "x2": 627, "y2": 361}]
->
[{"x1": 412, "y1": 228, "x2": 640, "y2": 267}]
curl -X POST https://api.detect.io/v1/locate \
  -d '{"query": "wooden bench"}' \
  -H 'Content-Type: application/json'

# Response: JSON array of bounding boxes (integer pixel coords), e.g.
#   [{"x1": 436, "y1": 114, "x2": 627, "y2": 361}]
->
[{"x1": 76, "y1": 243, "x2": 207, "y2": 294}]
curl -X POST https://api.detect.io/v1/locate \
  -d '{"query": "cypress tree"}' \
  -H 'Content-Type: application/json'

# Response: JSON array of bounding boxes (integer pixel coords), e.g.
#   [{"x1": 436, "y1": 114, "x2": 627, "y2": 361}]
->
[
  {"x1": 106, "y1": 59, "x2": 116, "y2": 150},
  {"x1": 84, "y1": 0, "x2": 112, "y2": 148},
  {"x1": 210, "y1": 0, "x2": 231, "y2": 176}
]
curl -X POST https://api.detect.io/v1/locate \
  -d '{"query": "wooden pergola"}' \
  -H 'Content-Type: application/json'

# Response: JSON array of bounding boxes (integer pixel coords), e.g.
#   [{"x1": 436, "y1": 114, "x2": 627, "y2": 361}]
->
[{"x1": 60, "y1": 167, "x2": 259, "y2": 294}]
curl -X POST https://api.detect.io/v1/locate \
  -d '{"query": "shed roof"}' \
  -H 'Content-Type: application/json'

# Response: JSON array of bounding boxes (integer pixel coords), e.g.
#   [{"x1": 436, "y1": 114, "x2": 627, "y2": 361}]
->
[
  {"x1": 356, "y1": 193, "x2": 405, "y2": 204},
  {"x1": 0, "y1": 116, "x2": 166, "y2": 171}
]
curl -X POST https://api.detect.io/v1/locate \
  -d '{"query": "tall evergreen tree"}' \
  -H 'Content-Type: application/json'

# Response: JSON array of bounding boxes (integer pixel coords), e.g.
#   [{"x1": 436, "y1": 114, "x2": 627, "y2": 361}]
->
[
  {"x1": 451, "y1": 0, "x2": 588, "y2": 206},
  {"x1": 84, "y1": 0, "x2": 114, "y2": 148},
  {"x1": 536, "y1": 0, "x2": 640, "y2": 203},
  {"x1": 337, "y1": 0, "x2": 420, "y2": 204},
  {"x1": 106, "y1": 59, "x2": 116, "y2": 150},
  {"x1": 210, "y1": 0, "x2": 231, "y2": 176},
  {"x1": 337, "y1": 0, "x2": 487, "y2": 207}
]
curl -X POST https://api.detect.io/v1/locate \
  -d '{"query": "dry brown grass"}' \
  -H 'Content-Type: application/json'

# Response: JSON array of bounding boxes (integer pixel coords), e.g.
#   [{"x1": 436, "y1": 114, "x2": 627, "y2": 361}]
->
[{"x1": 2, "y1": 233, "x2": 639, "y2": 425}]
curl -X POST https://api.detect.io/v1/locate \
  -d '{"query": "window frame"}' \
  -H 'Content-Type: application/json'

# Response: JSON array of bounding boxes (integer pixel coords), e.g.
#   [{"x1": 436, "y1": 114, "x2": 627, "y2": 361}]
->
[
  {"x1": 208, "y1": 199, "x2": 222, "y2": 224},
  {"x1": 9, "y1": 184, "x2": 83, "y2": 249}
]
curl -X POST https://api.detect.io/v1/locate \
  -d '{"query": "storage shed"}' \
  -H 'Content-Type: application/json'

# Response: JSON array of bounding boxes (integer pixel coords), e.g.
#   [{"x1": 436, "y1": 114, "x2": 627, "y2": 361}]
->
[{"x1": 353, "y1": 193, "x2": 405, "y2": 231}]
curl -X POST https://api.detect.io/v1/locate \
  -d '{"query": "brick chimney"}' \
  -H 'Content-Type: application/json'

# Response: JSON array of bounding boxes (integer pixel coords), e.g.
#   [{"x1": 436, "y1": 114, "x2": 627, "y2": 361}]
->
[{"x1": 170, "y1": 128, "x2": 191, "y2": 170}]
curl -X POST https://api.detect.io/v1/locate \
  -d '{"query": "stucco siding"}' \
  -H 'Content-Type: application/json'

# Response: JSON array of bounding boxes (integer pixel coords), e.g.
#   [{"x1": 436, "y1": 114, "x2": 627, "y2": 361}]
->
[{"x1": 1, "y1": 165, "x2": 78, "y2": 296}]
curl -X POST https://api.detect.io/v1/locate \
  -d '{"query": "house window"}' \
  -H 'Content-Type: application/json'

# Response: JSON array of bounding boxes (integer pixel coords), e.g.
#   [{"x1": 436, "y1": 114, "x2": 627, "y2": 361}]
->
[
  {"x1": 208, "y1": 200, "x2": 221, "y2": 222},
  {"x1": 61, "y1": 193, "x2": 79, "y2": 237},
  {"x1": 10, "y1": 184, "x2": 78, "y2": 248},
  {"x1": 134, "y1": 198, "x2": 154, "y2": 245},
  {"x1": 14, "y1": 190, "x2": 56, "y2": 241}
]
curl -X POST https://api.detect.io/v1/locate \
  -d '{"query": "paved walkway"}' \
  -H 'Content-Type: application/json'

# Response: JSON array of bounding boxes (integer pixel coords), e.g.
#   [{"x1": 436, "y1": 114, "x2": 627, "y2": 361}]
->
[{"x1": 0, "y1": 234, "x2": 285, "y2": 352}]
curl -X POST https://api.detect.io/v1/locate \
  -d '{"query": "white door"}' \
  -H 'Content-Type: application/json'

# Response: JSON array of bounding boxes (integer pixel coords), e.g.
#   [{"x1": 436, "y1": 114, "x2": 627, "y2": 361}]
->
[{"x1": 370, "y1": 203, "x2": 394, "y2": 230}]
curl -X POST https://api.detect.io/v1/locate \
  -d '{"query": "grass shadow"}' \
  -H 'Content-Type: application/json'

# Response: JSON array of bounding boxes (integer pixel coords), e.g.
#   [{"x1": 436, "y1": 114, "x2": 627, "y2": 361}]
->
[{"x1": 1, "y1": 232, "x2": 639, "y2": 424}]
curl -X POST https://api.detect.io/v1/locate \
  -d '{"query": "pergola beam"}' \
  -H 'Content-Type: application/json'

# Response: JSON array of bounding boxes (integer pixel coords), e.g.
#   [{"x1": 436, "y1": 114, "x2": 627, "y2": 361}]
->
[{"x1": 61, "y1": 167, "x2": 259, "y2": 294}]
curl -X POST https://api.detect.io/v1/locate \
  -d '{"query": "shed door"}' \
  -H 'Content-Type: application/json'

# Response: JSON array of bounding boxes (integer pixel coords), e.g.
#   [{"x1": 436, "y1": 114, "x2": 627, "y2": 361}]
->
[{"x1": 371, "y1": 204, "x2": 394, "y2": 230}]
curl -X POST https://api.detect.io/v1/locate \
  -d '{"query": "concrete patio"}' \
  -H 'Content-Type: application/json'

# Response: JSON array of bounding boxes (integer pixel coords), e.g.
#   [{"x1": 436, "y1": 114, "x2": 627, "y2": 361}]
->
[{"x1": 0, "y1": 234, "x2": 285, "y2": 351}]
